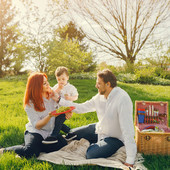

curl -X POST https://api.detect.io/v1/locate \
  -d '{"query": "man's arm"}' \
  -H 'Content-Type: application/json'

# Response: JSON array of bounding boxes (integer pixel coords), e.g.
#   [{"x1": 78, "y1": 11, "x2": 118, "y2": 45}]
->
[
  {"x1": 118, "y1": 96, "x2": 137, "y2": 165},
  {"x1": 59, "y1": 96, "x2": 96, "y2": 114}
]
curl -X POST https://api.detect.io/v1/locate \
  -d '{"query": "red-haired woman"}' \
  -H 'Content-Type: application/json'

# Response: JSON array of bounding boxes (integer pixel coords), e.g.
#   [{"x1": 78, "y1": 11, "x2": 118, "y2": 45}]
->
[{"x1": 0, "y1": 72, "x2": 72, "y2": 158}]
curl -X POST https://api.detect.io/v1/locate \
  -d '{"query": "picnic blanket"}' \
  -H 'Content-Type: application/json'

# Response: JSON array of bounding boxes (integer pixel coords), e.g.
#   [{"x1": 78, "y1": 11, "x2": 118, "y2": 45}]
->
[{"x1": 38, "y1": 138, "x2": 147, "y2": 170}]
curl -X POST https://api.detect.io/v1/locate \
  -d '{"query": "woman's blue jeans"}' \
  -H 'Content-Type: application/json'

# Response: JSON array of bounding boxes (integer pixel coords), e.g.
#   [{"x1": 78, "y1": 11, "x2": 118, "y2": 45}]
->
[
  {"x1": 4, "y1": 131, "x2": 67, "y2": 158},
  {"x1": 4, "y1": 114, "x2": 68, "y2": 158},
  {"x1": 70, "y1": 123, "x2": 124, "y2": 159}
]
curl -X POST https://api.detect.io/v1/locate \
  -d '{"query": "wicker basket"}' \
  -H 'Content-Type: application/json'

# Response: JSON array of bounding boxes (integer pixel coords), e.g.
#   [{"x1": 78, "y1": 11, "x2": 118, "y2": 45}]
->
[{"x1": 135, "y1": 101, "x2": 170, "y2": 155}]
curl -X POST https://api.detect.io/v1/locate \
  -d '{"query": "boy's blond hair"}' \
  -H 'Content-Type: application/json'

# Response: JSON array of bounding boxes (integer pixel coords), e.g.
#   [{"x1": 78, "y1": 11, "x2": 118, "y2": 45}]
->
[{"x1": 55, "y1": 66, "x2": 69, "y2": 77}]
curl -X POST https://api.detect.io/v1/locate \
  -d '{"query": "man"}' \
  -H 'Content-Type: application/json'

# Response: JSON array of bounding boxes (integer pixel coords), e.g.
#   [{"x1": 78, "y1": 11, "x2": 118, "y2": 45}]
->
[{"x1": 58, "y1": 69, "x2": 137, "y2": 167}]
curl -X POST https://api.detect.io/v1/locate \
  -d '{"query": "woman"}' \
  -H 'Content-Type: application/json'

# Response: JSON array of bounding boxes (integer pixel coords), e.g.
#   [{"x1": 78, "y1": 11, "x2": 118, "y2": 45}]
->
[{"x1": 0, "y1": 72, "x2": 72, "y2": 158}]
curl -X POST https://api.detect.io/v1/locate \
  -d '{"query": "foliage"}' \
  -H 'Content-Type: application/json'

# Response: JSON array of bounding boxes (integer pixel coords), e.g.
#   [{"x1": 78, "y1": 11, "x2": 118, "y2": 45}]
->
[
  {"x1": 69, "y1": 72, "x2": 96, "y2": 79},
  {"x1": 153, "y1": 77, "x2": 170, "y2": 86},
  {"x1": 68, "y1": 0, "x2": 170, "y2": 70},
  {"x1": 2, "y1": 74, "x2": 28, "y2": 81},
  {"x1": 117, "y1": 73, "x2": 136, "y2": 83},
  {"x1": 0, "y1": 0, "x2": 20, "y2": 77},
  {"x1": 57, "y1": 21, "x2": 88, "y2": 51},
  {"x1": 134, "y1": 67, "x2": 156, "y2": 84},
  {"x1": 116, "y1": 73, "x2": 170, "y2": 86},
  {"x1": 7, "y1": 37, "x2": 28, "y2": 75},
  {"x1": 46, "y1": 37, "x2": 96, "y2": 74},
  {"x1": 160, "y1": 70, "x2": 170, "y2": 80},
  {"x1": 154, "y1": 67, "x2": 170, "y2": 80},
  {"x1": 54, "y1": 21, "x2": 96, "y2": 73},
  {"x1": 96, "y1": 62, "x2": 119, "y2": 76},
  {"x1": 144, "y1": 41, "x2": 170, "y2": 79}
]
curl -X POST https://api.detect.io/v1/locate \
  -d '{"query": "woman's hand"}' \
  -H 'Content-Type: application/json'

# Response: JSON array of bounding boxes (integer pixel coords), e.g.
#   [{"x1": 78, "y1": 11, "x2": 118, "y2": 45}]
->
[
  {"x1": 65, "y1": 112, "x2": 73, "y2": 119},
  {"x1": 48, "y1": 112, "x2": 59, "y2": 118}
]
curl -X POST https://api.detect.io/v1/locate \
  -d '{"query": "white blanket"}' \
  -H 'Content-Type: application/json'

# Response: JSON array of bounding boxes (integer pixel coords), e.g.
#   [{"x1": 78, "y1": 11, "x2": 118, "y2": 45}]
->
[{"x1": 38, "y1": 139, "x2": 147, "y2": 170}]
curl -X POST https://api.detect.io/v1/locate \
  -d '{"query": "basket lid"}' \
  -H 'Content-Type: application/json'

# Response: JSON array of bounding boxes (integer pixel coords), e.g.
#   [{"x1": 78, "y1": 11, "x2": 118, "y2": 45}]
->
[{"x1": 134, "y1": 101, "x2": 169, "y2": 127}]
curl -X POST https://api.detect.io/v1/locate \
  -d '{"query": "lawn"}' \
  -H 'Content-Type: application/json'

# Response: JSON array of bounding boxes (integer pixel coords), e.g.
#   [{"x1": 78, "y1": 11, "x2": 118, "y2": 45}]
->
[{"x1": 0, "y1": 77, "x2": 170, "y2": 170}]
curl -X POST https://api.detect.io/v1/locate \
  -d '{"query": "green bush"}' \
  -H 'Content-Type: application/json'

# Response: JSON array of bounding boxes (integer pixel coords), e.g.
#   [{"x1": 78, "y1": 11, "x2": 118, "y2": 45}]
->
[
  {"x1": 117, "y1": 73, "x2": 136, "y2": 83},
  {"x1": 2, "y1": 74, "x2": 28, "y2": 81},
  {"x1": 153, "y1": 77, "x2": 170, "y2": 85},
  {"x1": 154, "y1": 67, "x2": 170, "y2": 80},
  {"x1": 160, "y1": 70, "x2": 170, "y2": 80},
  {"x1": 69, "y1": 72, "x2": 96, "y2": 79},
  {"x1": 135, "y1": 67, "x2": 156, "y2": 84},
  {"x1": 123, "y1": 62, "x2": 135, "y2": 73}
]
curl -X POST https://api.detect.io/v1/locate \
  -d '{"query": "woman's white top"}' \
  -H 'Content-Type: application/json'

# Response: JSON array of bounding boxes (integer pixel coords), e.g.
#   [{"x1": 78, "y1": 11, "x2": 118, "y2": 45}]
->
[{"x1": 25, "y1": 97, "x2": 58, "y2": 139}]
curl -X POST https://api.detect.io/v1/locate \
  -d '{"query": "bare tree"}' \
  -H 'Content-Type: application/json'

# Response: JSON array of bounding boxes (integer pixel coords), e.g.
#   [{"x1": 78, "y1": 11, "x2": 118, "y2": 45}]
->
[{"x1": 68, "y1": 0, "x2": 170, "y2": 68}]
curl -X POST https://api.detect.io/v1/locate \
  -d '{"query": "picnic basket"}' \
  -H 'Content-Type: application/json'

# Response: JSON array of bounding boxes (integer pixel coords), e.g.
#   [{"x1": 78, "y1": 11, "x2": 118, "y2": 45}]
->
[{"x1": 134, "y1": 101, "x2": 170, "y2": 155}]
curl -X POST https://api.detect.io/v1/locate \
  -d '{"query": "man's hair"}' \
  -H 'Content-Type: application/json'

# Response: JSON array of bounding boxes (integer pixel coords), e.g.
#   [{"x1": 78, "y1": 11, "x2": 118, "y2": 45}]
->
[
  {"x1": 55, "y1": 66, "x2": 69, "y2": 77},
  {"x1": 97, "y1": 69, "x2": 117, "y2": 88}
]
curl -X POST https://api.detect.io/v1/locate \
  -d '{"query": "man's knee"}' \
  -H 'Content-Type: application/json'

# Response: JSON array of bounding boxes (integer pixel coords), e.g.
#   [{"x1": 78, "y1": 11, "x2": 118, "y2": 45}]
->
[
  {"x1": 86, "y1": 144, "x2": 98, "y2": 159},
  {"x1": 86, "y1": 149, "x2": 93, "y2": 159}
]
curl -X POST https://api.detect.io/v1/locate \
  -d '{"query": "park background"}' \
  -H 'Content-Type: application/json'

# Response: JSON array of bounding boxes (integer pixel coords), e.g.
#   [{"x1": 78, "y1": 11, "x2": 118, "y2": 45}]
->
[{"x1": 0, "y1": 0, "x2": 170, "y2": 169}]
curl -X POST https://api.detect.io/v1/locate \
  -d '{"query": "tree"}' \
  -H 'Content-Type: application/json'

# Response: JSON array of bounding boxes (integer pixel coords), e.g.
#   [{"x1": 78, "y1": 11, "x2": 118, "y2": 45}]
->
[
  {"x1": 19, "y1": 0, "x2": 68, "y2": 72},
  {"x1": 145, "y1": 41, "x2": 170, "y2": 69},
  {"x1": 68, "y1": 0, "x2": 170, "y2": 69},
  {"x1": 57, "y1": 21, "x2": 88, "y2": 51},
  {"x1": 46, "y1": 36, "x2": 96, "y2": 74},
  {"x1": 8, "y1": 39, "x2": 28, "y2": 74},
  {"x1": 0, "y1": 0, "x2": 19, "y2": 76},
  {"x1": 56, "y1": 21, "x2": 96, "y2": 72},
  {"x1": 144, "y1": 41, "x2": 170, "y2": 78}
]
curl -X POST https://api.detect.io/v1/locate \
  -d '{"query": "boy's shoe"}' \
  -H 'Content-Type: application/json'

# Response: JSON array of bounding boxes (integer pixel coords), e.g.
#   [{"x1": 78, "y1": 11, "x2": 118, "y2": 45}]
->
[
  {"x1": 42, "y1": 136, "x2": 58, "y2": 144},
  {"x1": 64, "y1": 133, "x2": 77, "y2": 142}
]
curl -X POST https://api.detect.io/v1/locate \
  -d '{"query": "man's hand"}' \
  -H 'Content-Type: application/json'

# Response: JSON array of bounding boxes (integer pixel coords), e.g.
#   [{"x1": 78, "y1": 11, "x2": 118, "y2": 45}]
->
[{"x1": 124, "y1": 162, "x2": 133, "y2": 168}]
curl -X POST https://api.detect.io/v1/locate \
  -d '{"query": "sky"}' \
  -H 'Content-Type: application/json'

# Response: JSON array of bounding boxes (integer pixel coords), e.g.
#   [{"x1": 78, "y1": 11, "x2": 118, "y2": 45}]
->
[{"x1": 12, "y1": 0, "x2": 170, "y2": 69}]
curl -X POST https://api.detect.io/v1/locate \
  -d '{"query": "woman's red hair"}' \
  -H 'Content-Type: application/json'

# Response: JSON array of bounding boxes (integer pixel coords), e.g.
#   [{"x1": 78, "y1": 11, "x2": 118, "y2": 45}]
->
[{"x1": 24, "y1": 72, "x2": 48, "y2": 112}]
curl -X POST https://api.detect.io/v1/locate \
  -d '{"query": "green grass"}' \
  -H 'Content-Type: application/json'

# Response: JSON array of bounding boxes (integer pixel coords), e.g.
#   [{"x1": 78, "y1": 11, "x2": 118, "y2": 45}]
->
[{"x1": 0, "y1": 78, "x2": 170, "y2": 170}]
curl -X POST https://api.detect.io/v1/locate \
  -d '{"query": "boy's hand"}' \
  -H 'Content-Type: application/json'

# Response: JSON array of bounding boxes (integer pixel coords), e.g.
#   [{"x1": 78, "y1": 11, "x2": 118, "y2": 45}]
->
[
  {"x1": 51, "y1": 91, "x2": 60, "y2": 102},
  {"x1": 65, "y1": 112, "x2": 73, "y2": 119},
  {"x1": 58, "y1": 84, "x2": 64, "y2": 89},
  {"x1": 55, "y1": 84, "x2": 64, "y2": 93},
  {"x1": 64, "y1": 94, "x2": 70, "y2": 100}
]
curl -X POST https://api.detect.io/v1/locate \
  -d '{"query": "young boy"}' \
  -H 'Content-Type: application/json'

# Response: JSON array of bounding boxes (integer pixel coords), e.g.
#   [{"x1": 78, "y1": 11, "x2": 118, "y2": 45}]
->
[
  {"x1": 53, "y1": 66, "x2": 78, "y2": 101},
  {"x1": 42, "y1": 66, "x2": 78, "y2": 144}
]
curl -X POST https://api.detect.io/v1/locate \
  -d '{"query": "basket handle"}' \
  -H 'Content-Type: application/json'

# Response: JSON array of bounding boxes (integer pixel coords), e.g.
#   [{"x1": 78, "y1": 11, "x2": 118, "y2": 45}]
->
[
  {"x1": 144, "y1": 136, "x2": 151, "y2": 141},
  {"x1": 167, "y1": 136, "x2": 170, "y2": 142}
]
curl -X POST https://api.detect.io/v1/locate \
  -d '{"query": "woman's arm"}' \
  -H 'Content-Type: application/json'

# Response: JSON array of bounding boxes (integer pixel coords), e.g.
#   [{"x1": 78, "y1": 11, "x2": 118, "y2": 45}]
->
[
  {"x1": 25, "y1": 104, "x2": 58, "y2": 130},
  {"x1": 35, "y1": 112, "x2": 53, "y2": 130}
]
